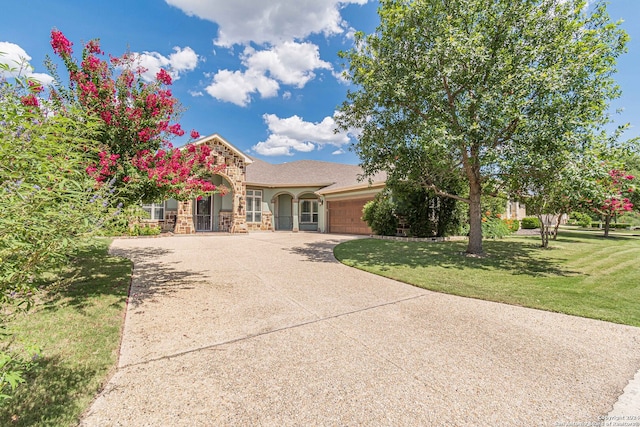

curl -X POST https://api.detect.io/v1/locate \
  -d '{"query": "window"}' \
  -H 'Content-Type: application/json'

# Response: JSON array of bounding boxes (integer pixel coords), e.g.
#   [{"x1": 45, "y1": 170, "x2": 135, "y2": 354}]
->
[
  {"x1": 300, "y1": 199, "x2": 318, "y2": 223},
  {"x1": 142, "y1": 202, "x2": 165, "y2": 220},
  {"x1": 246, "y1": 189, "x2": 262, "y2": 223}
]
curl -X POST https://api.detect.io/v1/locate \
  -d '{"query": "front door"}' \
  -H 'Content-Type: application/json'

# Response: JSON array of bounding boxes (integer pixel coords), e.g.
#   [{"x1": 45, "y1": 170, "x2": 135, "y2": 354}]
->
[{"x1": 195, "y1": 196, "x2": 213, "y2": 231}]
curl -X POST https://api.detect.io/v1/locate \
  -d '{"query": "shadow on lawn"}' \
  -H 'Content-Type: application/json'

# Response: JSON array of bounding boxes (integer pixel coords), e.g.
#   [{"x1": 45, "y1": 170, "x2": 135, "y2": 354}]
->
[
  {"x1": 0, "y1": 355, "x2": 96, "y2": 427},
  {"x1": 336, "y1": 237, "x2": 579, "y2": 277},
  {"x1": 40, "y1": 241, "x2": 133, "y2": 312}
]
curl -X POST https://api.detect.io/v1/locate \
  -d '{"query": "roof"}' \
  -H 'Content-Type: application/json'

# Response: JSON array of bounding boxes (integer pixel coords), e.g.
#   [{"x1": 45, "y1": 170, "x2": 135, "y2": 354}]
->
[{"x1": 246, "y1": 157, "x2": 386, "y2": 194}]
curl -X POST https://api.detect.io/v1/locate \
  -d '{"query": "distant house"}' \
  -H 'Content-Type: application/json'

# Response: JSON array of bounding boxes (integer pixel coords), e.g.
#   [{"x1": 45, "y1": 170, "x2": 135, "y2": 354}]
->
[
  {"x1": 506, "y1": 200, "x2": 527, "y2": 221},
  {"x1": 143, "y1": 134, "x2": 386, "y2": 235}
]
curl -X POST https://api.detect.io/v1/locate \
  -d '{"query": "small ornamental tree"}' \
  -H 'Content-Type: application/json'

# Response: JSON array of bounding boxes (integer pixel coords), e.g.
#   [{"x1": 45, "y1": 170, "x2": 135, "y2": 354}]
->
[
  {"x1": 47, "y1": 30, "x2": 225, "y2": 206},
  {"x1": 589, "y1": 169, "x2": 636, "y2": 237}
]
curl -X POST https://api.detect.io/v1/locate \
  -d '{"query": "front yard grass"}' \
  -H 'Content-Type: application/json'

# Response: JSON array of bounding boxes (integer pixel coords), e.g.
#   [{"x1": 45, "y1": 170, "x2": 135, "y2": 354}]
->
[
  {"x1": 0, "y1": 238, "x2": 132, "y2": 427},
  {"x1": 334, "y1": 231, "x2": 640, "y2": 327}
]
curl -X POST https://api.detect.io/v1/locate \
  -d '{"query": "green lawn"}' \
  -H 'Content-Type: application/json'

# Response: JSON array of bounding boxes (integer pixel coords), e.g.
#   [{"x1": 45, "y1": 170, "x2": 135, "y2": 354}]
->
[
  {"x1": 0, "y1": 239, "x2": 132, "y2": 427},
  {"x1": 334, "y1": 231, "x2": 640, "y2": 327}
]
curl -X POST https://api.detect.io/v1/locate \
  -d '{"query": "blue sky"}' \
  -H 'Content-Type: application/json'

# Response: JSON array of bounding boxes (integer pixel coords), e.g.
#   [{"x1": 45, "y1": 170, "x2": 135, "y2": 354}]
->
[{"x1": 1, "y1": 0, "x2": 638, "y2": 165}]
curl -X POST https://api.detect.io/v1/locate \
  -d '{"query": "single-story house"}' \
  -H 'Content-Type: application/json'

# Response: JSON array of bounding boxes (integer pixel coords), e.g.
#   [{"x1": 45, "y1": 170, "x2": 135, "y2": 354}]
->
[{"x1": 143, "y1": 134, "x2": 386, "y2": 235}]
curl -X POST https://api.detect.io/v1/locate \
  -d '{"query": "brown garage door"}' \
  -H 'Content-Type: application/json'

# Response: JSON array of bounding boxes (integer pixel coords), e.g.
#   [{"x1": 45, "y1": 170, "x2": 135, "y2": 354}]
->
[{"x1": 327, "y1": 198, "x2": 373, "y2": 235}]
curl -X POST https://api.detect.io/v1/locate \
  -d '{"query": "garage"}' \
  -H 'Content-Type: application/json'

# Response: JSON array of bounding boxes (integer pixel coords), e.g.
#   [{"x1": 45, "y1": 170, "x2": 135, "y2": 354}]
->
[{"x1": 327, "y1": 198, "x2": 373, "y2": 235}]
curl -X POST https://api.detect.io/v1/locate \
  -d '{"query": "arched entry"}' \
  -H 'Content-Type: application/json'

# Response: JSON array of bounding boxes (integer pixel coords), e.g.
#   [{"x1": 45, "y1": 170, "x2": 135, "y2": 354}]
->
[
  {"x1": 274, "y1": 193, "x2": 294, "y2": 230},
  {"x1": 193, "y1": 175, "x2": 234, "y2": 231},
  {"x1": 174, "y1": 134, "x2": 250, "y2": 234}
]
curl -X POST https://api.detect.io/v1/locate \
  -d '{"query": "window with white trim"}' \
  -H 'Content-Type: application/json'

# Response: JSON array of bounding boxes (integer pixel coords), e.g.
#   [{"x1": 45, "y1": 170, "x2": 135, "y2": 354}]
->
[
  {"x1": 142, "y1": 202, "x2": 165, "y2": 220},
  {"x1": 300, "y1": 199, "x2": 318, "y2": 223},
  {"x1": 246, "y1": 189, "x2": 262, "y2": 223}
]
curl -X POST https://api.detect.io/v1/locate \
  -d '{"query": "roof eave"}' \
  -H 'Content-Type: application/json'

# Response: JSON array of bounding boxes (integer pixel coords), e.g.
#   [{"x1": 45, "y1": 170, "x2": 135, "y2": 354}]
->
[
  {"x1": 245, "y1": 181, "x2": 335, "y2": 188},
  {"x1": 316, "y1": 181, "x2": 386, "y2": 196}
]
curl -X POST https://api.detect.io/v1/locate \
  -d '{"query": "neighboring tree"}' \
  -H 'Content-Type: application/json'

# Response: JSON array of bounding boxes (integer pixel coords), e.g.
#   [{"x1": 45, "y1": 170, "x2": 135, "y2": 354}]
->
[
  {"x1": 588, "y1": 168, "x2": 636, "y2": 237},
  {"x1": 336, "y1": 0, "x2": 627, "y2": 255},
  {"x1": 47, "y1": 30, "x2": 225, "y2": 206}
]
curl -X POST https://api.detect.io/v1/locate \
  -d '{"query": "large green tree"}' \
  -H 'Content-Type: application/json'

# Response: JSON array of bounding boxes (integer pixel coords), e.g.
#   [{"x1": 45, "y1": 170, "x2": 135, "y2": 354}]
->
[{"x1": 336, "y1": 0, "x2": 627, "y2": 255}]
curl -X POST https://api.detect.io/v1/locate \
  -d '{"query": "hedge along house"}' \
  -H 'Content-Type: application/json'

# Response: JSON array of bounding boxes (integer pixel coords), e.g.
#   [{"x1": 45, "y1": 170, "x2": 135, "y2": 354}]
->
[{"x1": 144, "y1": 134, "x2": 386, "y2": 235}]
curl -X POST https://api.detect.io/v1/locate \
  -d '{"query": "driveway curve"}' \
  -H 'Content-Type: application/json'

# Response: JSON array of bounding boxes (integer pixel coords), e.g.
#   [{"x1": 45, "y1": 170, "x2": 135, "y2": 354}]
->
[{"x1": 81, "y1": 233, "x2": 640, "y2": 426}]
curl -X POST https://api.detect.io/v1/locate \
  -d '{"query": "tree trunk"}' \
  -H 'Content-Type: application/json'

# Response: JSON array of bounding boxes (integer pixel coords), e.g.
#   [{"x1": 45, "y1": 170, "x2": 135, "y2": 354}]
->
[
  {"x1": 466, "y1": 180, "x2": 484, "y2": 256},
  {"x1": 552, "y1": 212, "x2": 563, "y2": 241},
  {"x1": 538, "y1": 214, "x2": 549, "y2": 248},
  {"x1": 604, "y1": 214, "x2": 611, "y2": 238}
]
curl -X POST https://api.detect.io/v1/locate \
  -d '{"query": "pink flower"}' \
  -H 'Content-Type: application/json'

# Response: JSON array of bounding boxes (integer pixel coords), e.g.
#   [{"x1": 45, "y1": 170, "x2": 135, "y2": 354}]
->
[
  {"x1": 169, "y1": 123, "x2": 184, "y2": 136},
  {"x1": 100, "y1": 110, "x2": 113, "y2": 124},
  {"x1": 51, "y1": 30, "x2": 73, "y2": 56},
  {"x1": 81, "y1": 55, "x2": 103, "y2": 72},
  {"x1": 20, "y1": 94, "x2": 39, "y2": 107},
  {"x1": 85, "y1": 39, "x2": 102, "y2": 54},
  {"x1": 156, "y1": 69, "x2": 172, "y2": 85},
  {"x1": 626, "y1": 175, "x2": 635, "y2": 180},
  {"x1": 138, "y1": 128, "x2": 152, "y2": 142},
  {"x1": 190, "y1": 130, "x2": 200, "y2": 139}
]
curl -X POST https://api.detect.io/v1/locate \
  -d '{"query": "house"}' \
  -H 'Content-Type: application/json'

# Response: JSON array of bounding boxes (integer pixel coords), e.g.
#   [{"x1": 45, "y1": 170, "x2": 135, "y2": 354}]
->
[
  {"x1": 506, "y1": 200, "x2": 527, "y2": 221},
  {"x1": 142, "y1": 134, "x2": 386, "y2": 235}
]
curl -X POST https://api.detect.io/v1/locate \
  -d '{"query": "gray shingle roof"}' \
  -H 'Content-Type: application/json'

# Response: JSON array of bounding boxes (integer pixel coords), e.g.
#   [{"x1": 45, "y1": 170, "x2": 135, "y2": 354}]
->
[{"x1": 246, "y1": 158, "x2": 386, "y2": 194}]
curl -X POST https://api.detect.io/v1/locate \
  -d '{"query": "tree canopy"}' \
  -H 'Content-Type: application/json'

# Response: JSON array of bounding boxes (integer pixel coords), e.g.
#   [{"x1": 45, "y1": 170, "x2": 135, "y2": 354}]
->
[{"x1": 336, "y1": 0, "x2": 628, "y2": 255}]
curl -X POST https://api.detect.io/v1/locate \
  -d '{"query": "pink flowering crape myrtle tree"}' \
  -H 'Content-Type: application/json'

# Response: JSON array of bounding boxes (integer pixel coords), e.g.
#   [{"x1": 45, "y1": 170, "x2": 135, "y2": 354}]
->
[
  {"x1": 47, "y1": 29, "x2": 225, "y2": 206},
  {"x1": 589, "y1": 169, "x2": 636, "y2": 237}
]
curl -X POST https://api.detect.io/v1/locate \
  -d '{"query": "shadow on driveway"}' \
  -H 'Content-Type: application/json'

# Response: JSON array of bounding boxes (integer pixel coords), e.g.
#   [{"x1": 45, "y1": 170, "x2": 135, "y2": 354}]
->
[
  {"x1": 109, "y1": 246, "x2": 209, "y2": 309},
  {"x1": 286, "y1": 239, "x2": 347, "y2": 263}
]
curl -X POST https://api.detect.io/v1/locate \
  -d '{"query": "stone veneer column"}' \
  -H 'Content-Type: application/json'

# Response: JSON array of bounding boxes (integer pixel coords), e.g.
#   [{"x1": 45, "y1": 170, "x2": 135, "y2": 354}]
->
[
  {"x1": 230, "y1": 188, "x2": 248, "y2": 233},
  {"x1": 174, "y1": 200, "x2": 195, "y2": 234}
]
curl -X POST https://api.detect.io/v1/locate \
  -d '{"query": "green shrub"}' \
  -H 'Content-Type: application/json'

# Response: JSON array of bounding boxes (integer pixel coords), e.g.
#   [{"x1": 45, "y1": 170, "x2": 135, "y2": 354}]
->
[
  {"x1": 362, "y1": 194, "x2": 398, "y2": 235},
  {"x1": 569, "y1": 212, "x2": 593, "y2": 228},
  {"x1": 482, "y1": 218, "x2": 511, "y2": 239},
  {"x1": 521, "y1": 217, "x2": 540, "y2": 229},
  {"x1": 129, "y1": 224, "x2": 161, "y2": 236}
]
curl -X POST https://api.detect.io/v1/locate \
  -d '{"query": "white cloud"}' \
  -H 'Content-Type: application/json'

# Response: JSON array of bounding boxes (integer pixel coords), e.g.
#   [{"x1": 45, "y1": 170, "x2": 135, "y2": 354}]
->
[
  {"x1": 0, "y1": 41, "x2": 54, "y2": 85},
  {"x1": 206, "y1": 41, "x2": 331, "y2": 105},
  {"x1": 243, "y1": 42, "x2": 331, "y2": 87},
  {"x1": 332, "y1": 69, "x2": 350, "y2": 85},
  {"x1": 205, "y1": 69, "x2": 279, "y2": 107},
  {"x1": 132, "y1": 46, "x2": 199, "y2": 82},
  {"x1": 282, "y1": 91, "x2": 292, "y2": 100},
  {"x1": 253, "y1": 112, "x2": 354, "y2": 156},
  {"x1": 189, "y1": 90, "x2": 204, "y2": 97},
  {"x1": 332, "y1": 148, "x2": 345, "y2": 155},
  {"x1": 165, "y1": 0, "x2": 369, "y2": 47}
]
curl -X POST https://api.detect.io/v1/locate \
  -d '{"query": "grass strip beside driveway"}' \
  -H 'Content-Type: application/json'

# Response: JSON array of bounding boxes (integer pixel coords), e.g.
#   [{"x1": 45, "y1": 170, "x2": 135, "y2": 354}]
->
[
  {"x1": 334, "y1": 231, "x2": 640, "y2": 327},
  {"x1": 0, "y1": 238, "x2": 132, "y2": 427}
]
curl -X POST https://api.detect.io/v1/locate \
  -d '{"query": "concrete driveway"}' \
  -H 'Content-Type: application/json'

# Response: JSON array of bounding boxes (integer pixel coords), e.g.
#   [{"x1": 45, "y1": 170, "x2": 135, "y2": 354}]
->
[{"x1": 81, "y1": 232, "x2": 640, "y2": 426}]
